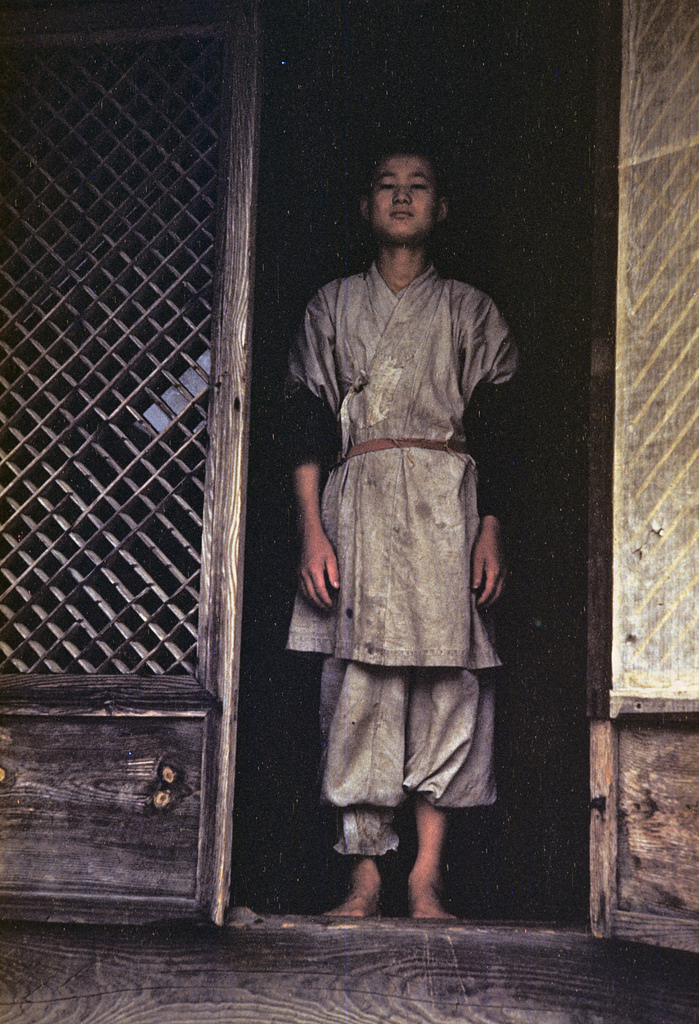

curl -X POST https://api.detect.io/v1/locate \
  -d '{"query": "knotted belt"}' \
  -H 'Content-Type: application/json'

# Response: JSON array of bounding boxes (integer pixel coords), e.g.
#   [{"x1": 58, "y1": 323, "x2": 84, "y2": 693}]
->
[{"x1": 339, "y1": 437, "x2": 469, "y2": 465}]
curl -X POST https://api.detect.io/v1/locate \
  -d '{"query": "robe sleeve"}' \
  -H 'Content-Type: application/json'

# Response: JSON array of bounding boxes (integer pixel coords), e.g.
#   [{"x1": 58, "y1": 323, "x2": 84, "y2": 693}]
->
[
  {"x1": 286, "y1": 285, "x2": 341, "y2": 415},
  {"x1": 456, "y1": 289, "x2": 519, "y2": 402},
  {"x1": 285, "y1": 284, "x2": 342, "y2": 470}
]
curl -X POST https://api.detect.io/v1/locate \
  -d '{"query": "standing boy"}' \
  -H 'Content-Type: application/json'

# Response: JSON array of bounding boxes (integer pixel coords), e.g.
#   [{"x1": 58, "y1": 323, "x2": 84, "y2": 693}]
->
[{"x1": 285, "y1": 147, "x2": 518, "y2": 917}]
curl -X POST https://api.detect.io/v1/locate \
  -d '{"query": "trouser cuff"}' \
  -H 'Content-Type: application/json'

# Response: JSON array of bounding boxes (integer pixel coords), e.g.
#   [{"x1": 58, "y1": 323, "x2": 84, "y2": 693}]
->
[{"x1": 333, "y1": 806, "x2": 399, "y2": 856}]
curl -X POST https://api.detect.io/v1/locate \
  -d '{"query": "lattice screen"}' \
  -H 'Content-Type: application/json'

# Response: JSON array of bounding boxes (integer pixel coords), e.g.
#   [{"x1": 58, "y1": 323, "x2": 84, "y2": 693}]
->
[{"x1": 0, "y1": 37, "x2": 223, "y2": 676}]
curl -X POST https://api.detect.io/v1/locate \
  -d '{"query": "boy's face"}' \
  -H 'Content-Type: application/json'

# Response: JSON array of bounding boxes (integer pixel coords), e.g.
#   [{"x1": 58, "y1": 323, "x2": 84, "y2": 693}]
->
[{"x1": 360, "y1": 154, "x2": 447, "y2": 248}]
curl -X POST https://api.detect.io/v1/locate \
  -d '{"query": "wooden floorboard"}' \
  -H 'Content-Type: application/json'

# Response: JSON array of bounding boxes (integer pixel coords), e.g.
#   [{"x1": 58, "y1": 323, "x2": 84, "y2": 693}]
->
[{"x1": 0, "y1": 915, "x2": 696, "y2": 1024}]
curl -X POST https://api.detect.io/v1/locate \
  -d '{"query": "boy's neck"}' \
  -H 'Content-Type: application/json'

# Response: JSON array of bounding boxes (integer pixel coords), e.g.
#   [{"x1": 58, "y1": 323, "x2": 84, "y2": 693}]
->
[{"x1": 375, "y1": 245, "x2": 429, "y2": 294}]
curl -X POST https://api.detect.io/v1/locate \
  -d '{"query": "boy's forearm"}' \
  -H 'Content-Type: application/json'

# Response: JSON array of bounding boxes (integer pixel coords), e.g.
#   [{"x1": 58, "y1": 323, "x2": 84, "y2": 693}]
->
[{"x1": 293, "y1": 462, "x2": 325, "y2": 537}]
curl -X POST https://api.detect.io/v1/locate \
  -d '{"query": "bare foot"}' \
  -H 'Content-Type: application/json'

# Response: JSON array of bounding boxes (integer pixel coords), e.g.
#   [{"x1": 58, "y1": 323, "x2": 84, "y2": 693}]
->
[
  {"x1": 408, "y1": 869, "x2": 457, "y2": 920},
  {"x1": 325, "y1": 857, "x2": 381, "y2": 918}
]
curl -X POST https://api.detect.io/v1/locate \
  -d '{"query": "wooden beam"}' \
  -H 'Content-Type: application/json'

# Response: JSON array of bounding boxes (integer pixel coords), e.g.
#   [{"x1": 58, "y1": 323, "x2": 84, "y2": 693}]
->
[
  {"x1": 612, "y1": 695, "x2": 699, "y2": 717},
  {"x1": 0, "y1": 918, "x2": 698, "y2": 1024}
]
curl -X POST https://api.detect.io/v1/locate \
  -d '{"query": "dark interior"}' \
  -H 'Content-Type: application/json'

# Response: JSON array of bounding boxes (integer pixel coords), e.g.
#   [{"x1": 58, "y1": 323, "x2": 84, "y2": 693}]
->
[{"x1": 231, "y1": 0, "x2": 596, "y2": 920}]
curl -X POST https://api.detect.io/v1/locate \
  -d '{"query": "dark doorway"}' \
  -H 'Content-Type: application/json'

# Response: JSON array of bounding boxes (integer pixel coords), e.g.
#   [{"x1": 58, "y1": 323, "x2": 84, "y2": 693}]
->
[{"x1": 232, "y1": 0, "x2": 595, "y2": 921}]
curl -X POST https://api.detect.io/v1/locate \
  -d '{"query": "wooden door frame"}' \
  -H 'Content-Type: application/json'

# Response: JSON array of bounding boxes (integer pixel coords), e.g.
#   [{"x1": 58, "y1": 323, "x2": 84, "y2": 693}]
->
[
  {"x1": 587, "y1": 0, "x2": 622, "y2": 938},
  {"x1": 197, "y1": 0, "x2": 260, "y2": 924}
]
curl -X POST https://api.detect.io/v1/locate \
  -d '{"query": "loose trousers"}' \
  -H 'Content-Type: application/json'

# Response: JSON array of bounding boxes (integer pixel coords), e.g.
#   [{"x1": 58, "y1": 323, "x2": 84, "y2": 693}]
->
[{"x1": 320, "y1": 657, "x2": 496, "y2": 856}]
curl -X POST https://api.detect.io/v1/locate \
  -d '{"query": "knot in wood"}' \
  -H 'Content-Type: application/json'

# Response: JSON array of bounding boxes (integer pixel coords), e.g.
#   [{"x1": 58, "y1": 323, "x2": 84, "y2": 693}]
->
[
  {"x1": 160, "y1": 765, "x2": 178, "y2": 785},
  {"x1": 153, "y1": 789, "x2": 171, "y2": 809}
]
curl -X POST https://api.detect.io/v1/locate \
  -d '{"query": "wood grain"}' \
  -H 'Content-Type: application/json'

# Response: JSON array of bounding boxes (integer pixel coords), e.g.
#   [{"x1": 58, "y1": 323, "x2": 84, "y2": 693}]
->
[
  {"x1": 617, "y1": 722, "x2": 699, "y2": 927},
  {"x1": 589, "y1": 719, "x2": 618, "y2": 938},
  {"x1": 0, "y1": 918, "x2": 697, "y2": 1024},
  {"x1": 610, "y1": 909, "x2": 699, "y2": 955},
  {"x1": 197, "y1": 0, "x2": 260, "y2": 924},
  {"x1": 0, "y1": 674, "x2": 218, "y2": 715},
  {"x1": 0, "y1": 715, "x2": 204, "y2": 904}
]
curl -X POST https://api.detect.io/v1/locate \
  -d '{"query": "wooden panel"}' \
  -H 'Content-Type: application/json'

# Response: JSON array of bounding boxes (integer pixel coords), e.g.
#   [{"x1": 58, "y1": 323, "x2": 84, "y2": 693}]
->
[
  {"x1": 0, "y1": 715, "x2": 203, "y2": 904},
  {"x1": 617, "y1": 722, "x2": 699, "y2": 922},
  {"x1": 612, "y1": 0, "x2": 699, "y2": 701}
]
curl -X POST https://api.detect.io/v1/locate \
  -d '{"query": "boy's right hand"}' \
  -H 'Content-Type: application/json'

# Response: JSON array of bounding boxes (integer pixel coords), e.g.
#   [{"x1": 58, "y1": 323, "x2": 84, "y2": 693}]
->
[{"x1": 299, "y1": 527, "x2": 340, "y2": 609}]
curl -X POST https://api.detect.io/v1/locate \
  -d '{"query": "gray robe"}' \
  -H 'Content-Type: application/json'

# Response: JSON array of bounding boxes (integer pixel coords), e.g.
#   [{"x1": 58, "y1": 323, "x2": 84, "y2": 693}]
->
[{"x1": 287, "y1": 263, "x2": 518, "y2": 668}]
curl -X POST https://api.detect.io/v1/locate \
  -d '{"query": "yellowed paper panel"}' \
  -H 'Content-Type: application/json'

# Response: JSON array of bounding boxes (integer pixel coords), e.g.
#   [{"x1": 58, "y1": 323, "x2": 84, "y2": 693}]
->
[{"x1": 613, "y1": 0, "x2": 699, "y2": 699}]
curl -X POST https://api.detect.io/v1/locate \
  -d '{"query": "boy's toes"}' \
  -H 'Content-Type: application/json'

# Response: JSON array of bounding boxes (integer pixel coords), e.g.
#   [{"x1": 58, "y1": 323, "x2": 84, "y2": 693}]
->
[
  {"x1": 325, "y1": 858, "x2": 382, "y2": 918},
  {"x1": 408, "y1": 873, "x2": 457, "y2": 920},
  {"x1": 324, "y1": 892, "x2": 380, "y2": 918}
]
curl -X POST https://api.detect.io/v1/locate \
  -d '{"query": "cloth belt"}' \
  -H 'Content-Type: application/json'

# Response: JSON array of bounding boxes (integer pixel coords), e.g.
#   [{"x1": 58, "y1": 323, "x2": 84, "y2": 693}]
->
[{"x1": 339, "y1": 437, "x2": 469, "y2": 464}]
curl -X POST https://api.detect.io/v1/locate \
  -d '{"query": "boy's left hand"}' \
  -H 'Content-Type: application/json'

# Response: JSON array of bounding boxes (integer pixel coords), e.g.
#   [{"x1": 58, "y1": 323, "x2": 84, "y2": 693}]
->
[{"x1": 471, "y1": 515, "x2": 506, "y2": 608}]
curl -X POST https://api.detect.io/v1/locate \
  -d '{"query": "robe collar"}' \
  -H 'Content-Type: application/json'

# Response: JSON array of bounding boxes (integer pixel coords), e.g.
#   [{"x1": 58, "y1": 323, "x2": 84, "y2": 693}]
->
[{"x1": 366, "y1": 261, "x2": 440, "y2": 334}]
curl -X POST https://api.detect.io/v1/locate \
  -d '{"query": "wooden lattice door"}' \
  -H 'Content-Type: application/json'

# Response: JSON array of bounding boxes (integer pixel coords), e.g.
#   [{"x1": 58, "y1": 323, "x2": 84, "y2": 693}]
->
[{"x1": 0, "y1": 0, "x2": 259, "y2": 923}]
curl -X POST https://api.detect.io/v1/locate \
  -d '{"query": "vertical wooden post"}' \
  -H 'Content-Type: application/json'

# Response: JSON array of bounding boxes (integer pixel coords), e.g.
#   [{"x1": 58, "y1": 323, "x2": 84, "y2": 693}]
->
[
  {"x1": 586, "y1": 0, "x2": 622, "y2": 721},
  {"x1": 197, "y1": 0, "x2": 260, "y2": 924},
  {"x1": 588, "y1": 0, "x2": 622, "y2": 940}
]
